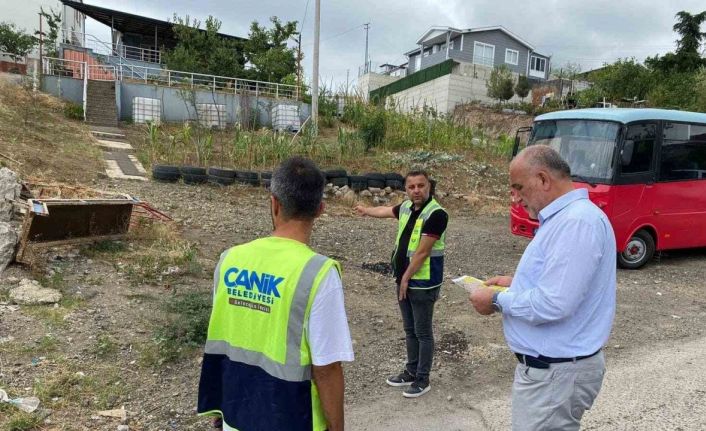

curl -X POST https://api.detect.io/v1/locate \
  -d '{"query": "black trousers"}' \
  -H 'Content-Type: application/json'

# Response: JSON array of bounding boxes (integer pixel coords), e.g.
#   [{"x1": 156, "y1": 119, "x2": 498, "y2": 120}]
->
[{"x1": 397, "y1": 286, "x2": 440, "y2": 384}]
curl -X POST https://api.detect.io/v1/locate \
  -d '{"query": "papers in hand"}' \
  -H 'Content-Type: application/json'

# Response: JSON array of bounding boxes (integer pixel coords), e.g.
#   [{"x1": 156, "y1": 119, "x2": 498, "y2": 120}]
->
[{"x1": 452, "y1": 275, "x2": 508, "y2": 294}]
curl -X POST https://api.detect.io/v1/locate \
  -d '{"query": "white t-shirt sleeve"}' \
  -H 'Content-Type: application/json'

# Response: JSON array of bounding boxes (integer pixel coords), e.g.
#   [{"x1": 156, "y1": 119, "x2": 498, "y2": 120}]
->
[{"x1": 307, "y1": 267, "x2": 355, "y2": 366}]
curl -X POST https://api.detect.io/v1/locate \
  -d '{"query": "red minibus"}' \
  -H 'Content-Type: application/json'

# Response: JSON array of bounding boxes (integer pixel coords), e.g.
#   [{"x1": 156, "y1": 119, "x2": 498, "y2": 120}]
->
[{"x1": 511, "y1": 108, "x2": 706, "y2": 268}]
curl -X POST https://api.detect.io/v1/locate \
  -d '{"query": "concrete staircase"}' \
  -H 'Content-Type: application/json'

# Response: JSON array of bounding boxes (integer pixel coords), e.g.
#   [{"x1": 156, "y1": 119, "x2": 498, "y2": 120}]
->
[
  {"x1": 89, "y1": 126, "x2": 147, "y2": 181},
  {"x1": 86, "y1": 80, "x2": 118, "y2": 127}
]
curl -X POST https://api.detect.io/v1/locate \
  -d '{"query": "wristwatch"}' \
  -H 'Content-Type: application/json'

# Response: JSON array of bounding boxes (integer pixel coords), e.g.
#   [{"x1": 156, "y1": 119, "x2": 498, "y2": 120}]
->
[{"x1": 492, "y1": 291, "x2": 503, "y2": 313}]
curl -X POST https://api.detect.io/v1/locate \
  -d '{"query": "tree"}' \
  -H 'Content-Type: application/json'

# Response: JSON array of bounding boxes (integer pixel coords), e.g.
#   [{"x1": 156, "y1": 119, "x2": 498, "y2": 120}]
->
[
  {"x1": 0, "y1": 22, "x2": 36, "y2": 62},
  {"x1": 646, "y1": 10, "x2": 706, "y2": 73},
  {"x1": 242, "y1": 17, "x2": 298, "y2": 84},
  {"x1": 487, "y1": 65, "x2": 515, "y2": 103},
  {"x1": 163, "y1": 15, "x2": 245, "y2": 78},
  {"x1": 588, "y1": 58, "x2": 653, "y2": 102},
  {"x1": 37, "y1": 7, "x2": 62, "y2": 58},
  {"x1": 514, "y1": 75, "x2": 531, "y2": 101},
  {"x1": 673, "y1": 10, "x2": 706, "y2": 55}
]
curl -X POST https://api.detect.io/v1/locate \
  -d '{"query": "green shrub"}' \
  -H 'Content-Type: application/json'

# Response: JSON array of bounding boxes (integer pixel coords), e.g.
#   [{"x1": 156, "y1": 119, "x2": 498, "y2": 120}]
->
[{"x1": 63, "y1": 102, "x2": 83, "y2": 120}]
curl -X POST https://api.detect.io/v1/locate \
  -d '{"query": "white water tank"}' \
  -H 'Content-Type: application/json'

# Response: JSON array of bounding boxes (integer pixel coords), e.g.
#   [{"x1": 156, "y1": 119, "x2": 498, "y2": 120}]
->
[
  {"x1": 132, "y1": 97, "x2": 161, "y2": 124},
  {"x1": 272, "y1": 104, "x2": 301, "y2": 132}
]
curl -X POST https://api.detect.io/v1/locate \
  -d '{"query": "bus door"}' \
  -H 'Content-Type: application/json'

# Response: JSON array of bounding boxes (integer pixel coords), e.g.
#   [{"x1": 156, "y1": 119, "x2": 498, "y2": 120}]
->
[
  {"x1": 652, "y1": 122, "x2": 706, "y2": 249},
  {"x1": 612, "y1": 122, "x2": 658, "y2": 249}
]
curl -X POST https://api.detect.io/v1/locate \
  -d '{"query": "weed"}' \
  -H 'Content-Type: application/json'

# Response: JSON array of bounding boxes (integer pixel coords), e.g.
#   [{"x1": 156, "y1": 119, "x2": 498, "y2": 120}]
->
[
  {"x1": 2, "y1": 409, "x2": 43, "y2": 431},
  {"x1": 92, "y1": 334, "x2": 118, "y2": 358},
  {"x1": 81, "y1": 240, "x2": 127, "y2": 257},
  {"x1": 63, "y1": 102, "x2": 83, "y2": 120},
  {"x1": 141, "y1": 292, "x2": 211, "y2": 366}
]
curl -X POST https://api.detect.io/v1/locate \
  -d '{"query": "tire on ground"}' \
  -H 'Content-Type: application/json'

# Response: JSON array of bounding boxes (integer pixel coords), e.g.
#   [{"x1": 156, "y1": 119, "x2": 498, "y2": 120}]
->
[
  {"x1": 208, "y1": 174, "x2": 235, "y2": 186},
  {"x1": 152, "y1": 165, "x2": 180, "y2": 182},
  {"x1": 331, "y1": 177, "x2": 349, "y2": 187},
  {"x1": 182, "y1": 173, "x2": 208, "y2": 185},
  {"x1": 386, "y1": 179, "x2": 404, "y2": 190},
  {"x1": 260, "y1": 171, "x2": 272, "y2": 180},
  {"x1": 349, "y1": 175, "x2": 368, "y2": 191},
  {"x1": 325, "y1": 169, "x2": 347, "y2": 180},
  {"x1": 180, "y1": 166, "x2": 207, "y2": 176},
  {"x1": 207, "y1": 167, "x2": 237, "y2": 178},
  {"x1": 384, "y1": 172, "x2": 404, "y2": 182}
]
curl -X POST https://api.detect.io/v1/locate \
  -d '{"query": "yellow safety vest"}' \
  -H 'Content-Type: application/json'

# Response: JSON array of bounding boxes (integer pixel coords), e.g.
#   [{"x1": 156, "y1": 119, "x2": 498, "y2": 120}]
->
[
  {"x1": 394, "y1": 198, "x2": 446, "y2": 289},
  {"x1": 197, "y1": 236, "x2": 339, "y2": 431}
]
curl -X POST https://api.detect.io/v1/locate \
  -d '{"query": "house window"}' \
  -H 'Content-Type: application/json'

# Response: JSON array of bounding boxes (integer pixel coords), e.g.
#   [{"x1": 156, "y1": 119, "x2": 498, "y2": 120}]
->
[
  {"x1": 473, "y1": 41, "x2": 495, "y2": 67},
  {"x1": 449, "y1": 40, "x2": 454, "y2": 50},
  {"x1": 505, "y1": 49, "x2": 519, "y2": 65},
  {"x1": 440, "y1": 43, "x2": 446, "y2": 51},
  {"x1": 415, "y1": 55, "x2": 421, "y2": 70},
  {"x1": 433, "y1": 45, "x2": 438, "y2": 54},
  {"x1": 423, "y1": 49, "x2": 430, "y2": 57},
  {"x1": 531, "y1": 56, "x2": 546, "y2": 73}
]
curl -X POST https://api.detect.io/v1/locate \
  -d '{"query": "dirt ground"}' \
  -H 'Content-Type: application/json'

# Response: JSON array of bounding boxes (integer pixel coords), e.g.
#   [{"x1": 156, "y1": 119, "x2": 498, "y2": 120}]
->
[{"x1": 1, "y1": 178, "x2": 705, "y2": 430}]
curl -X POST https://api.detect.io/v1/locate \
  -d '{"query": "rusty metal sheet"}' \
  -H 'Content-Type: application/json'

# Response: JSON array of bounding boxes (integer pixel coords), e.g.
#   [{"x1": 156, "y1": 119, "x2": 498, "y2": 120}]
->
[{"x1": 16, "y1": 198, "x2": 136, "y2": 263}]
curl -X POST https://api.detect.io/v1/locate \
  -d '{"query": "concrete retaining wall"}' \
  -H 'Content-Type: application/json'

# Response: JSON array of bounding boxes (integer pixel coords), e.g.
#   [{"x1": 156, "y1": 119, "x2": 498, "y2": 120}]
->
[
  {"x1": 386, "y1": 61, "x2": 533, "y2": 114},
  {"x1": 42, "y1": 76, "x2": 311, "y2": 127}
]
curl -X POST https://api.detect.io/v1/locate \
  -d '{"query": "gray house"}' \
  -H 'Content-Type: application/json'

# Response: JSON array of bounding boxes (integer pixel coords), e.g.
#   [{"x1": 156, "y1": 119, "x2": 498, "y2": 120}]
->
[{"x1": 404, "y1": 26, "x2": 550, "y2": 81}]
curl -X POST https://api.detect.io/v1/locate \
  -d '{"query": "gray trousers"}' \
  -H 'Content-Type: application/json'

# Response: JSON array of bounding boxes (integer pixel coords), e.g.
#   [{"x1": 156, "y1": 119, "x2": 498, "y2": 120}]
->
[{"x1": 512, "y1": 351, "x2": 606, "y2": 431}]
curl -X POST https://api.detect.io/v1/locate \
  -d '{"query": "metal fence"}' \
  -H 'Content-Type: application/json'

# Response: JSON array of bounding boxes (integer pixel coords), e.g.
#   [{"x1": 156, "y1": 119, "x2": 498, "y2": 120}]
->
[
  {"x1": 42, "y1": 58, "x2": 115, "y2": 81},
  {"x1": 63, "y1": 30, "x2": 161, "y2": 64},
  {"x1": 116, "y1": 63, "x2": 301, "y2": 100}
]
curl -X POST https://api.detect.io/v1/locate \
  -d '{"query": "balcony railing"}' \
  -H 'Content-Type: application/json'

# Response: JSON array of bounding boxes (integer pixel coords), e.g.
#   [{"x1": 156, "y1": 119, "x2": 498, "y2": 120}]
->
[
  {"x1": 62, "y1": 30, "x2": 162, "y2": 64},
  {"x1": 117, "y1": 63, "x2": 300, "y2": 100},
  {"x1": 42, "y1": 57, "x2": 300, "y2": 100}
]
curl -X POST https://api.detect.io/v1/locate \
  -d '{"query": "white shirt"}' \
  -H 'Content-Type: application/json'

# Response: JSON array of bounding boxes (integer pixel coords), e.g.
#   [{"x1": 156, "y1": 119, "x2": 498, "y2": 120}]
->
[{"x1": 307, "y1": 267, "x2": 355, "y2": 366}]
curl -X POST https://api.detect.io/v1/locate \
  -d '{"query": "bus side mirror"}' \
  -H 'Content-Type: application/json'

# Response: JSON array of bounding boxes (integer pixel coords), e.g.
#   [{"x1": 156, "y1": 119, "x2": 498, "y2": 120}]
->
[{"x1": 621, "y1": 140, "x2": 634, "y2": 166}]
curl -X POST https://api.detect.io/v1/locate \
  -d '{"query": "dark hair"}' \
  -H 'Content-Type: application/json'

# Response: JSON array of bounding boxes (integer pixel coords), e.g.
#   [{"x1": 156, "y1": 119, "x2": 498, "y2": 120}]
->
[
  {"x1": 523, "y1": 145, "x2": 571, "y2": 178},
  {"x1": 404, "y1": 170, "x2": 430, "y2": 182},
  {"x1": 270, "y1": 157, "x2": 325, "y2": 220}
]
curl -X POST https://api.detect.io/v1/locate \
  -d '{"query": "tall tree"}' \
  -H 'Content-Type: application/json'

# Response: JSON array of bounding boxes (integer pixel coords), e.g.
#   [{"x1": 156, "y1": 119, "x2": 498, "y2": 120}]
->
[
  {"x1": 36, "y1": 7, "x2": 62, "y2": 57},
  {"x1": 673, "y1": 10, "x2": 706, "y2": 55},
  {"x1": 514, "y1": 75, "x2": 531, "y2": 101},
  {"x1": 242, "y1": 17, "x2": 298, "y2": 84},
  {"x1": 163, "y1": 15, "x2": 245, "y2": 77}
]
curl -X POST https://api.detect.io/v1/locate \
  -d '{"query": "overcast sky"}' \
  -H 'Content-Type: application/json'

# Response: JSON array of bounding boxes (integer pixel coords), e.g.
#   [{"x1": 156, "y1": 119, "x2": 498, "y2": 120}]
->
[{"x1": 80, "y1": 0, "x2": 706, "y2": 88}]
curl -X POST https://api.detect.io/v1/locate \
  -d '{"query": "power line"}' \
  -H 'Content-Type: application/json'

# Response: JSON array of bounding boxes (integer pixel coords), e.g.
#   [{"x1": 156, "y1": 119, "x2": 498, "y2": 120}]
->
[
  {"x1": 304, "y1": 23, "x2": 365, "y2": 47},
  {"x1": 301, "y1": 0, "x2": 311, "y2": 34}
]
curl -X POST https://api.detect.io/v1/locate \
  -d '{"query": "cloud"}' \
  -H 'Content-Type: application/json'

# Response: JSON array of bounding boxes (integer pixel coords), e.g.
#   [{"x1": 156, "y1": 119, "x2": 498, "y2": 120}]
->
[{"x1": 80, "y1": 0, "x2": 705, "y2": 87}]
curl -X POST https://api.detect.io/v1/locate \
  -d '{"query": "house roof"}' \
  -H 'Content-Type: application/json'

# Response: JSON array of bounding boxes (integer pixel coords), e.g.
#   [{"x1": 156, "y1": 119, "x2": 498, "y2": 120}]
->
[
  {"x1": 405, "y1": 25, "x2": 540, "y2": 57},
  {"x1": 60, "y1": 0, "x2": 246, "y2": 42},
  {"x1": 535, "y1": 108, "x2": 706, "y2": 124}
]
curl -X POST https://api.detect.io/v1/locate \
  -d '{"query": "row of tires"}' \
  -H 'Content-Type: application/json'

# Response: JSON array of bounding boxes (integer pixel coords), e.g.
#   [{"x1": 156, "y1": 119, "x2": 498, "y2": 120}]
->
[
  {"x1": 152, "y1": 165, "x2": 272, "y2": 187},
  {"x1": 151, "y1": 165, "x2": 409, "y2": 192},
  {"x1": 323, "y1": 169, "x2": 405, "y2": 192}
]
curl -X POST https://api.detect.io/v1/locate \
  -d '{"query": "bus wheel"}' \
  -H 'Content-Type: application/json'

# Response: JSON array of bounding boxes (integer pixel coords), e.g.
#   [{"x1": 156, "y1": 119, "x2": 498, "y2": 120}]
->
[{"x1": 618, "y1": 230, "x2": 655, "y2": 269}]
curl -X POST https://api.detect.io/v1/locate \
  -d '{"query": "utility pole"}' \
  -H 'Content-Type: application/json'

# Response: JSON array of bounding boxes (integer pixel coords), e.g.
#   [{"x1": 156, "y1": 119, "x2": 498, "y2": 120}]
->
[
  {"x1": 312, "y1": 0, "x2": 320, "y2": 131},
  {"x1": 291, "y1": 32, "x2": 302, "y2": 100},
  {"x1": 363, "y1": 23, "x2": 370, "y2": 74}
]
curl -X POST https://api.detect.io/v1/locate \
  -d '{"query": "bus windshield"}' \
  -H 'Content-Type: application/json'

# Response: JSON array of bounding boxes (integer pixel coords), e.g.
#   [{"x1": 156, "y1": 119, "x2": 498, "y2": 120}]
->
[{"x1": 528, "y1": 120, "x2": 621, "y2": 182}]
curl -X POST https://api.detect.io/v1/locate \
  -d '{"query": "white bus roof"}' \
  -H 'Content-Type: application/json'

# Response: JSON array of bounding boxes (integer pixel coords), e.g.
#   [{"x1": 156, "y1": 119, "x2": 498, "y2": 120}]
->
[{"x1": 535, "y1": 108, "x2": 706, "y2": 124}]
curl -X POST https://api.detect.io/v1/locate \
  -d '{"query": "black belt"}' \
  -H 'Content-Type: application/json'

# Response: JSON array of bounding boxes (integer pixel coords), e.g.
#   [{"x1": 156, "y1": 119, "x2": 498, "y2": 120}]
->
[{"x1": 515, "y1": 349, "x2": 601, "y2": 369}]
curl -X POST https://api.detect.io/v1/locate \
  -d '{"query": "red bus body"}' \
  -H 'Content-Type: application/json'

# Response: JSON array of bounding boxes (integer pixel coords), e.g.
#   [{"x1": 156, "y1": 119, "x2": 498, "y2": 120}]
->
[{"x1": 511, "y1": 108, "x2": 706, "y2": 268}]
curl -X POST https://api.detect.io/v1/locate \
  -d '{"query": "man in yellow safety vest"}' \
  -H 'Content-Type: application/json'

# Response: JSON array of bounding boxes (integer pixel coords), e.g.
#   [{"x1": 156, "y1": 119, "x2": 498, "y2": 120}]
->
[
  {"x1": 198, "y1": 157, "x2": 354, "y2": 431},
  {"x1": 355, "y1": 170, "x2": 448, "y2": 398}
]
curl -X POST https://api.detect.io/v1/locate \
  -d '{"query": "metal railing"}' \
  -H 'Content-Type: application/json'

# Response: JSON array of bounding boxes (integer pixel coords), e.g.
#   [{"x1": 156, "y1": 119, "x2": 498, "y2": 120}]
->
[
  {"x1": 62, "y1": 30, "x2": 162, "y2": 64},
  {"x1": 42, "y1": 57, "x2": 115, "y2": 81},
  {"x1": 117, "y1": 63, "x2": 301, "y2": 100}
]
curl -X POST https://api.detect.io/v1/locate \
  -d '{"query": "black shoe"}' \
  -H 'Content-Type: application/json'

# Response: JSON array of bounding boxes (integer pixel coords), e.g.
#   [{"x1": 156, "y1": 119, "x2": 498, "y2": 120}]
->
[
  {"x1": 386, "y1": 370, "x2": 416, "y2": 387},
  {"x1": 403, "y1": 381, "x2": 431, "y2": 398}
]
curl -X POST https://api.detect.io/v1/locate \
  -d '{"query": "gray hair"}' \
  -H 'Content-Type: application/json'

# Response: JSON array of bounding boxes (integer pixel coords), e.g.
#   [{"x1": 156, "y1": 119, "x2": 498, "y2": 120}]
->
[
  {"x1": 520, "y1": 145, "x2": 571, "y2": 178},
  {"x1": 270, "y1": 157, "x2": 325, "y2": 220}
]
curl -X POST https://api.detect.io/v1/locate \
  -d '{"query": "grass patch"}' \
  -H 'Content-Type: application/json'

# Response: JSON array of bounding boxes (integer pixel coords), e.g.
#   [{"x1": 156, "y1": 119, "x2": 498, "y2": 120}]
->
[
  {"x1": 92, "y1": 334, "x2": 118, "y2": 359},
  {"x1": 140, "y1": 292, "x2": 211, "y2": 366},
  {"x1": 33, "y1": 362, "x2": 127, "y2": 411},
  {"x1": 0, "y1": 404, "x2": 43, "y2": 431}
]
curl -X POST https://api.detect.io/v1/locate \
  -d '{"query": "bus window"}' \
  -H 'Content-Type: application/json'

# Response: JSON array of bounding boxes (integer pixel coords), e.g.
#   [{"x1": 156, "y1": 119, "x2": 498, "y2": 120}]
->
[
  {"x1": 622, "y1": 123, "x2": 656, "y2": 174},
  {"x1": 660, "y1": 122, "x2": 706, "y2": 181}
]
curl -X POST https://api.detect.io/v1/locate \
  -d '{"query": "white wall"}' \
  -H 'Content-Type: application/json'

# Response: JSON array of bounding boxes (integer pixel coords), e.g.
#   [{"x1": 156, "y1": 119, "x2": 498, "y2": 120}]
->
[
  {"x1": 386, "y1": 61, "x2": 532, "y2": 114},
  {"x1": 358, "y1": 72, "x2": 401, "y2": 101}
]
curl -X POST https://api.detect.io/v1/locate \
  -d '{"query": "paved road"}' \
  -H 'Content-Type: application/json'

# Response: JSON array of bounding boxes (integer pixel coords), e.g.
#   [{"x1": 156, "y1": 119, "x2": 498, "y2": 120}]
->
[{"x1": 347, "y1": 336, "x2": 706, "y2": 430}]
